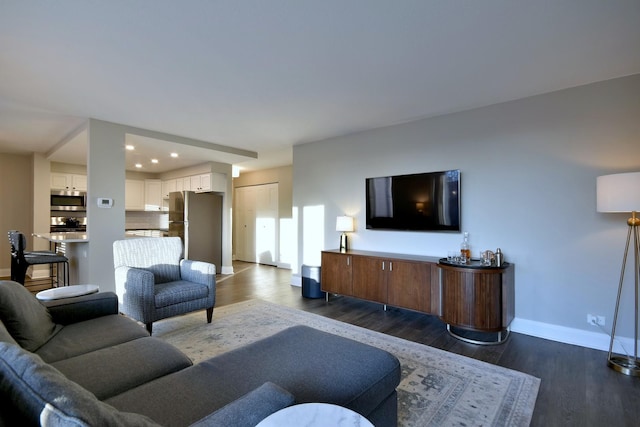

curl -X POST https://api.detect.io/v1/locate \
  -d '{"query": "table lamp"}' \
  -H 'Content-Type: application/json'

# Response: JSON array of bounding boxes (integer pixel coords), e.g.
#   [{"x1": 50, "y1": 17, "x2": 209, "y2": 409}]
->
[
  {"x1": 336, "y1": 216, "x2": 354, "y2": 253},
  {"x1": 597, "y1": 171, "x2": 640, "y2": 376}
]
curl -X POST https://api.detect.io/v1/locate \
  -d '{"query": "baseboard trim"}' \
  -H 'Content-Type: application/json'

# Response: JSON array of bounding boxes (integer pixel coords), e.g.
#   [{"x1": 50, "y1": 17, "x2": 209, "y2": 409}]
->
[
  {"x1": 0, "y1": 268, "x2": 9, "y2": 278},
  {"x1": 220, "y1": 265, "x2": 234, "y2": 275},
  {"x1": 511, "y1": 317, "x2": 634, "y2": 354}
]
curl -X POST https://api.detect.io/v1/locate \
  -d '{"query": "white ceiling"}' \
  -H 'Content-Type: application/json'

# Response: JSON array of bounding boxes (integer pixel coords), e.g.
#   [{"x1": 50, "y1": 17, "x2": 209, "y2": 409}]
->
[{"x1": 1, "y1": 1, "x2": 639, "y2": 173}]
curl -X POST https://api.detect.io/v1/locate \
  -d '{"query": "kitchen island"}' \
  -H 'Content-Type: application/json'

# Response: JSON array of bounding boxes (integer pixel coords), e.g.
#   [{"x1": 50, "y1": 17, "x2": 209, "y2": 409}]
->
[{"x1": 33, "y1": 232, "x2": 89, "y2": 285}]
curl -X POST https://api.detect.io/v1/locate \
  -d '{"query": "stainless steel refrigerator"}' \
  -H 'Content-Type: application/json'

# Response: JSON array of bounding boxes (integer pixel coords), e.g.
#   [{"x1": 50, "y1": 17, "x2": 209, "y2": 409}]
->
[{"x1": 168, "y1": 191, "x2": 222, "y2": 267}]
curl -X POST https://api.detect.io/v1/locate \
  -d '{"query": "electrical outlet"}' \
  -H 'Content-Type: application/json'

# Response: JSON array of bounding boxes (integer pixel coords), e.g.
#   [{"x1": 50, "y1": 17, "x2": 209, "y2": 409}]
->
[{"x1": 587, "y1": 314, "x2": 605, "y2": 326}]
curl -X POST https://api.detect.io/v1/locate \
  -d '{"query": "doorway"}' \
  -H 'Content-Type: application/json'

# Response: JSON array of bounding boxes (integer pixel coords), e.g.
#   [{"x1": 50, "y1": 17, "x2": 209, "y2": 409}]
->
[{"x1": 234, "y1": 183, "x2": 279, "y2": 266}]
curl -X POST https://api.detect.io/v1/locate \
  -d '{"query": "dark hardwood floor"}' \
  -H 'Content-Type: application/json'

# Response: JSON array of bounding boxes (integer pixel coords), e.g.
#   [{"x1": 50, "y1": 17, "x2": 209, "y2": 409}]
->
[{"x1": 215, "y1": 262, "x2": 640, "y2": 427}]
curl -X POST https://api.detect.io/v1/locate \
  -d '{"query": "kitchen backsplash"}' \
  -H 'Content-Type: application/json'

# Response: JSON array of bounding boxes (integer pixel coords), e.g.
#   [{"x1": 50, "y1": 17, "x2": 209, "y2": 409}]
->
[{"x1": 125, "y1": 211, "x2": 169, "y2": 230}]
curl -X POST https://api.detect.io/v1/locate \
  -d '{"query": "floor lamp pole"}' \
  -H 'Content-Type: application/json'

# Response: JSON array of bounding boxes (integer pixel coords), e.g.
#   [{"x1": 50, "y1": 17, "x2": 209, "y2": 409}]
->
[{"x1": 607, "y1": 211, "x2": 640, "y2": 376}]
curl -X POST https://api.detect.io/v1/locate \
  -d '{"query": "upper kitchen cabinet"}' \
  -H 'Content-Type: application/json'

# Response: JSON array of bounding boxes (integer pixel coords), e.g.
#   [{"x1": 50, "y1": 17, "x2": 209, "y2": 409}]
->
[
  {"x1": 144, "y1": 179, "x2": 163, "y2": 211},
  {"x1": 162, "y1": 179, "x2": 177, "y2": 199},
  {"x1": 191, "y1": 172, "x2": 226, "y2": 192},
  {"x1": 51, "y1": 173, "x2": 87, "y2": 191},
  {"x1": 125, "y1": 179, "x2": 165, "y2": 211},
  {"x1": 190, "y1": 174, "x2": 210, "y2": 192},
  {"x1": 164, "y1": 173, "x2": 226, "y2": 195},
  {"x1": 125, "y1": 179, "x2": 145, "y2": 210}
]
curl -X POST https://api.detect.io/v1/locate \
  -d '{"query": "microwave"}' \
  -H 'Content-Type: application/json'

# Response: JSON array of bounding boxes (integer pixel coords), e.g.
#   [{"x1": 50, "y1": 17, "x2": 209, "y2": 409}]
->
[{"x1": 51, "y1": 190, "x2": 87, "y2": 211}]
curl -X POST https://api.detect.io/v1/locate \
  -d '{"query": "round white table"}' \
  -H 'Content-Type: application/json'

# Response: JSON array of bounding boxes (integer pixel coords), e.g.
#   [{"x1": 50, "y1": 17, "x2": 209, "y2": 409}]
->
[
  {"x1": 256, "y1": 403, "x2": 373, "y2": 427},
  {"x1": 36, "y1": 284, "x2": 99, "y2": 301}
]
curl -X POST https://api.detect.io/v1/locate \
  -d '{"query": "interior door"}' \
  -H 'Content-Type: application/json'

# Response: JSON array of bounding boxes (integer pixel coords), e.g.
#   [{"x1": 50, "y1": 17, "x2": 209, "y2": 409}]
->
[
  {"x1": 255, "y1": 184, "x2": 278, "y2": 265},
  {"x1": 234, "y1": 183, "x2": 278, "y2": 265},
  {"x1": 234, "y1": 186, "x2": 256, "y2": 263}
]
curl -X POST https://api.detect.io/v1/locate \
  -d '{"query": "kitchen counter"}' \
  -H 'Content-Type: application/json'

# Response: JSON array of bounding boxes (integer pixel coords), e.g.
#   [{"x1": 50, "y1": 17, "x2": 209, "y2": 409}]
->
[
  {"x1": 33, "y1": 232, "x2": 89, "y2": 285},
  {"x1": 33, "y1": 232, "x2": 89, "y2": 243}
]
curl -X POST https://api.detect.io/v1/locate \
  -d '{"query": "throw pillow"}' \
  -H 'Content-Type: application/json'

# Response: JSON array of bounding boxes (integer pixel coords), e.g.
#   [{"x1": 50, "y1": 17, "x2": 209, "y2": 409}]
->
[
  {"x1": 0, "y1": 342, "x2": 161, "y2": 426},
  {"x1": 0, "y1": 281, "x2": 60, "y2": 351}
]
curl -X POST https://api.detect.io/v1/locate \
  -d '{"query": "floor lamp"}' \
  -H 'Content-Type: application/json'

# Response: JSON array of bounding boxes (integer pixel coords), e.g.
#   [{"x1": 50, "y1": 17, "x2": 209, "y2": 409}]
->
[{"x1": 597, "y1": 171, "x2": 640, "y2": 376}]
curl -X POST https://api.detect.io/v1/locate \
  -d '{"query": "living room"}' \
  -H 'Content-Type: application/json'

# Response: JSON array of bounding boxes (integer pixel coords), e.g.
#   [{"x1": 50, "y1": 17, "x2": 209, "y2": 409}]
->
[{"x1": 1, "y1": 2, "x2": 640, "y2": 425}]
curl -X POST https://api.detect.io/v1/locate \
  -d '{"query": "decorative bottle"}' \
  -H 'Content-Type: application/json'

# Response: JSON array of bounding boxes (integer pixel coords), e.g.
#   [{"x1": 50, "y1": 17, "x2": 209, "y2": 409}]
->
[{"x1": 460, "y1": 232, "x2": 471, "y2": 261}]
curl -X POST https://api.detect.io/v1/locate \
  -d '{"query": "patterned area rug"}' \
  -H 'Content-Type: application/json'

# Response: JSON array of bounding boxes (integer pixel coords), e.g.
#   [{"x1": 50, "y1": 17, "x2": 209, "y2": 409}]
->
[{"x1": 153, "y1": 300, "x2": 539, "y2": 427}]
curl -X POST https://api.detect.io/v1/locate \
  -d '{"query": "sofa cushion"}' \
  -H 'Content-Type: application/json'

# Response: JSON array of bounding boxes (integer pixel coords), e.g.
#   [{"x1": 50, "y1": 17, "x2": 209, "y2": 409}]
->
[
  {"x1": 35, "y1": 314, "x2": 149, "y2": 363},
  {"x1": 0, "y1": 319, "x2": 18, "y2": 346},
  {"x1": 0, "y1": 281, "x2": 61, "y2": 351},
  {"x1": 106, "y1": 326, "x2": 400, "y2": 425},
  {"x1": 0, "y1": 342, "x2": 160, "y2": 426},
  {"x1": 51, "y1": 337, "x2": 193, "y2": 400},
  {"x1": 190, "y1": 382, "x2": 294, "y2": 427}
]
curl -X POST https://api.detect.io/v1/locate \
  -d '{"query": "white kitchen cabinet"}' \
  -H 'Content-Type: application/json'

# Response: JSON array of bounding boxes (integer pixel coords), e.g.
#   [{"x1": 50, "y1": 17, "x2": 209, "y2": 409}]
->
[
  {"x1": 51, "y1": 173, "x2": 87, "y2": 191},
  {"x1": 162, "y1": 179, "x2": 177, "y2": 199},
  {"x1": 182, "y1": 177, "x2": 192, "y2": 191},
  {"x1": 176, "y1": 178, "x2": 184, "y2": 192},
  {"x1": 190, "y1": 173, "x2": 226, "y2": 192},
  {"x1": 190, "y1": 174, "x2": 208, "y2": 192},
  {"x1": 144, "y1": 179, "x2": 163, "y2": 211},
  {"x1": 125, "y1": 179, "x2": 145, "y2": 211}
]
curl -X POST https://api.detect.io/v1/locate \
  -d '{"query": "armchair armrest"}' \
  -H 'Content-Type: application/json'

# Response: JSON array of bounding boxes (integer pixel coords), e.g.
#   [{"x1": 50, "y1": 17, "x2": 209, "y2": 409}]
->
[
  {"x1": 114, "y1": 266, "x2": 156, "y2": 321},
  {"x1": 114, "y1": 267, "x2": 156, "y2": 298},
  {"x1": 43, "y1": 292, "x2": 118, "y2": 325},
  {"x1": 180, "y1": 260, "x2": 216, "y2": 289}
]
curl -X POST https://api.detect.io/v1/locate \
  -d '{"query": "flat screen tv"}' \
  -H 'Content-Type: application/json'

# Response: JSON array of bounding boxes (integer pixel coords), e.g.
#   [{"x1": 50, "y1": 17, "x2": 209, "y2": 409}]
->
[{"x1": 366, "y1": 170, "x2": 460, "y2": 232}]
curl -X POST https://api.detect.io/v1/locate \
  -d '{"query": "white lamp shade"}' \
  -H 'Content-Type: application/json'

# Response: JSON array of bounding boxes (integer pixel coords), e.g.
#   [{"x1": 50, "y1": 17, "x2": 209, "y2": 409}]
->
[
  {"x1": 597, "y1": 172, "x2": 640, "y2": 213},
  {"x1": 336, "y1": 216, "x2": 354, "y2": 232}
]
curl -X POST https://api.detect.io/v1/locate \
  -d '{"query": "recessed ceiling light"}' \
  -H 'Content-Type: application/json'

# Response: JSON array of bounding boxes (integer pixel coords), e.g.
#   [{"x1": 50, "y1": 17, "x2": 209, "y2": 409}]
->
[
  {"x1": 135, "y1": 163, "x2": 142, "y2": 168},
  {"x1": 170, "y1": 152, "x2": 178, "y2": 158},
  {"x1": 151, "y1": 159, "x2": 159, "y2": 164},
  {"x1": 126, "y1": 145, "x2": 135, "y2": 151}
]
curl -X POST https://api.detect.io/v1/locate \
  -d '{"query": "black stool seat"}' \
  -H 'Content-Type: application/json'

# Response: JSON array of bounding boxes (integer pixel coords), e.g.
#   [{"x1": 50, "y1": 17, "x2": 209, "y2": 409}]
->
[{"x1": 23, "y1": 252, "x2": 69, "y2": 264}]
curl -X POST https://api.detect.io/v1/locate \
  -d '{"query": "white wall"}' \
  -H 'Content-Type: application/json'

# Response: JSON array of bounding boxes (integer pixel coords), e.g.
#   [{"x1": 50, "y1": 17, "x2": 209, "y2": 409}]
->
[
  {"x1": 87, "y1": 119, "x2": 126, "y2": 292},
  {"x1": 293, "y1": 74, "x2": 640, "y2": 349},
  {"x1": 0, "y1": 154, "x2": 32, "y2": 276}
]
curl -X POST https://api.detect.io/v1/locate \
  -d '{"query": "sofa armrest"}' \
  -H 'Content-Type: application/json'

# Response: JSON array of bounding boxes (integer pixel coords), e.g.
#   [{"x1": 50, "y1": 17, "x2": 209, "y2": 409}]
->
[
  {"x1": 180, "y1": 260, "x2": 216, "y2": 289},
  {"x1": 189, "y1": 382, "x2": 295, "y2": 427},
  {"x1": 42, "y1": 292, "x2": 119, "y2": 325}
]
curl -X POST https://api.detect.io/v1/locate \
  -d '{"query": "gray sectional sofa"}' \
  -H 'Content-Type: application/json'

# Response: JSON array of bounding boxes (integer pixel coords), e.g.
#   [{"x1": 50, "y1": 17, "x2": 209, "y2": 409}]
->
[{"x1": 0, "y1": 280, "x2": 401, "y2": 426}]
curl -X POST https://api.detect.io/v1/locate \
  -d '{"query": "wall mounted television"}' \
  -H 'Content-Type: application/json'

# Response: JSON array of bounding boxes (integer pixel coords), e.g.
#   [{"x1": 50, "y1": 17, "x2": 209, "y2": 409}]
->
[{"x1": 365, "y1": 169, "x2": 460, "y2": 232}]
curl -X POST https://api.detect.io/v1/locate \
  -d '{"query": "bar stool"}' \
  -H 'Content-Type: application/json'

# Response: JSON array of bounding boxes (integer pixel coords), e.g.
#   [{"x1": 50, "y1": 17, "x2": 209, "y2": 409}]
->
[{"x1": 8, "y1": 230, "x2": 69, "y2": 287}]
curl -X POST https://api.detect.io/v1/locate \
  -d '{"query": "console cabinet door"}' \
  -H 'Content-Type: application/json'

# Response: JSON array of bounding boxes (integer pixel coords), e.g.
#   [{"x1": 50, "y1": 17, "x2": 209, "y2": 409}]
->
[
  {"x1": 321, "y1": 252, "x2": 352, "y2": 296},
  {"x1": 387, "y1": 260, "x2": 432, "y2": 312},
  {"x1": 352, "y1": 256, "x2": 387, "y2": 303},
  {"x1": 440, "y1": 267, "x2": 503, "y2": 331}
]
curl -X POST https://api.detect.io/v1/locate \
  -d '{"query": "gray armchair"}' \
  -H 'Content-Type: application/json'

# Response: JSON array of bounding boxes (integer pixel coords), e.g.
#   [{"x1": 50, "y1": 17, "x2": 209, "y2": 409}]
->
[{"x1": 113, "y1": 237, "x2": 215, "y2": 334}]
